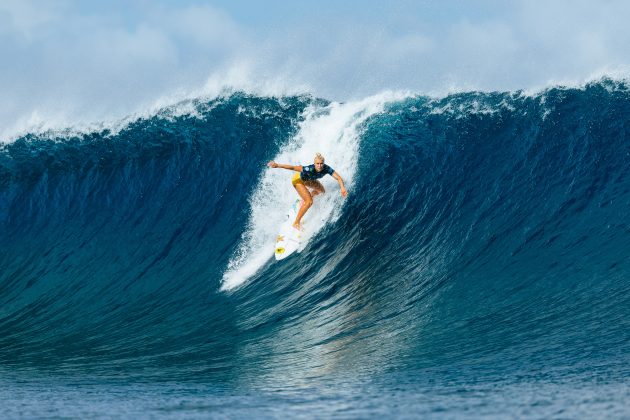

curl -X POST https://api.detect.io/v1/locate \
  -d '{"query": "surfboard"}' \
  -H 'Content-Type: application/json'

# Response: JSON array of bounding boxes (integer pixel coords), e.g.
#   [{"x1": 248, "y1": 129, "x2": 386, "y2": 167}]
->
[{"x1": 274, "y1": 199, "x2": 306, "y2": 260}]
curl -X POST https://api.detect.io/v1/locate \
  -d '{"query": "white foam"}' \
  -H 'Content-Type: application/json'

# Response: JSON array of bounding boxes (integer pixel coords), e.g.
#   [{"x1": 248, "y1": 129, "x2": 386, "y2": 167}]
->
[
  {"x1": 0, "y1": 93, "x2": 205, "y2": 145},
  {"x1": 0, "y1": 64, "x2": 311, "y2": 144},
  {"x1": 220, "y1": 91, "x2": 410, "y2": 291},
  {"x1": 4, "y1": 65, "x2": 627, "y2": 144}
]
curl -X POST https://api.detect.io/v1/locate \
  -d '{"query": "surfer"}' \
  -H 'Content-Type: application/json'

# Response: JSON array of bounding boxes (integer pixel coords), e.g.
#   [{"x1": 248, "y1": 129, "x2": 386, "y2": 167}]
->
[{"x1": 268, "y1": 153, "x2": 347, "y2": 230}]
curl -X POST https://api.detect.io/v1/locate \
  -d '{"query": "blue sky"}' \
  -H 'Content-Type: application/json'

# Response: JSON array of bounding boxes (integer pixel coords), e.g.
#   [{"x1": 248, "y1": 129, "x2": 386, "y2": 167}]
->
[{"x1": 1, "y1": 0, "x2": 629, "y2": 138}]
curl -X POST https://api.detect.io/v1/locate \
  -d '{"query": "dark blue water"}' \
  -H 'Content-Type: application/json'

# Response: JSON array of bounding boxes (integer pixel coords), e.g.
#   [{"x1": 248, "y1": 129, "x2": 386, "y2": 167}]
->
[{"x1": 1, "y1": 82, "x2": 629, "y2": 418}]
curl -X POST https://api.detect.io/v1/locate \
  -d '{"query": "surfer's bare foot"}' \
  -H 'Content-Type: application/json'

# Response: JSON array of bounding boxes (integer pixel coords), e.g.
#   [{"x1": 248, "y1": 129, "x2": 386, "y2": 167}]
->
[{"x1": 292, "y1": 222, "x2": 303, "y2": 231}]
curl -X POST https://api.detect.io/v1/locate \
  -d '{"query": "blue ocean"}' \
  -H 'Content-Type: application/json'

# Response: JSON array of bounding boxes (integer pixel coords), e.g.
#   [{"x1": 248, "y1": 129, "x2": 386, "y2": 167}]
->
[{"x1": 1, "y1": 80, "x2": 629, "y2": 418}]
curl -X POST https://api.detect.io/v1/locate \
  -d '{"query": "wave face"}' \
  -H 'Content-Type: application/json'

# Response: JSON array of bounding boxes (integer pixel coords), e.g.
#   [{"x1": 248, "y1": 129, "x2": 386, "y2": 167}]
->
[{"x1": 1, "y1": 82, "x2": 629, "y2": 417}]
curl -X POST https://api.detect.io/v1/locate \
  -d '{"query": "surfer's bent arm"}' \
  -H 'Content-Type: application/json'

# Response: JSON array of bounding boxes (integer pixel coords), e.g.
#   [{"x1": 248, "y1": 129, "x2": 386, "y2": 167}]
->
[
  {"x1": 267, "y1": 161, "x2": 302, "y2": 172},
  {"x1": 332, "y1": 172, "x2": 348, "y2": 197}
]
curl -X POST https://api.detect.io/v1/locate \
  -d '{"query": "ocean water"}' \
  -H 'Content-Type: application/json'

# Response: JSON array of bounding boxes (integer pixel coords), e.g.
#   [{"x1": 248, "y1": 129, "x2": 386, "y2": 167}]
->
[{"x1": 1, "y1": 81, "x2": 629, "y2": 418}]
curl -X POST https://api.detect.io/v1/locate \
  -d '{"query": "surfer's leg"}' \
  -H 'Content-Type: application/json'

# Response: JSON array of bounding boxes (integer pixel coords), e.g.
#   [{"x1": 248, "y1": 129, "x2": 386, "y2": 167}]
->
[
  {"x1": 293, "y1": 183, "x2": 312, "y2": 229},
  {"x1": 305, "y1": 180, "x2": 325, "y2": 197}
]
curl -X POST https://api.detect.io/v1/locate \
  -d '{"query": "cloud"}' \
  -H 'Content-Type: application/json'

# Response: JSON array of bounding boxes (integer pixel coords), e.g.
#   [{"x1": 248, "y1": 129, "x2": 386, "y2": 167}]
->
[
  {"x1": 1, "y1": 0, "x2": 630, "y2": 139},
  {"x1": 512, "y1": 0, "x2": 630, "y2": 73},
  {"x1": 0, "y1": 2, "x2": 251, "y2": 139},
  {"x1": 160, "y1": 4, "x2": 245, "y2": 50},
  {"x1": 0, "y1": 0, "x2": 66, "y2": 41}
]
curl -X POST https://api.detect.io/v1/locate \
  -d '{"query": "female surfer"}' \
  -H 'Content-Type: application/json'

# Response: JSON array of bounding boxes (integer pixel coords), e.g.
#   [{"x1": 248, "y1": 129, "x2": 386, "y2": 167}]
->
[{"x1": 267, "y1": 153, "x2": 347, "y2": 230}]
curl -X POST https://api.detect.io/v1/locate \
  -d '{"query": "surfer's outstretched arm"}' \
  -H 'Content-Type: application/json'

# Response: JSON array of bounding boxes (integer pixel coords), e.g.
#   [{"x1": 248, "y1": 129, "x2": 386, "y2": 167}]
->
[
  {"x1": 332, "y1": 172, "x2": 348, "y2": 197},
  {"x1": 267, "y1": 161, "x2": 303, "y2": 172}
]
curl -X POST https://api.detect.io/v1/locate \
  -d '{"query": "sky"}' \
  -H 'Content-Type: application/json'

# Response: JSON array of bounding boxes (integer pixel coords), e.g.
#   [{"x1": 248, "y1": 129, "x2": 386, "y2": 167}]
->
[{"x1": 1, "y1": 0, "x2": 629, "y2": 138}]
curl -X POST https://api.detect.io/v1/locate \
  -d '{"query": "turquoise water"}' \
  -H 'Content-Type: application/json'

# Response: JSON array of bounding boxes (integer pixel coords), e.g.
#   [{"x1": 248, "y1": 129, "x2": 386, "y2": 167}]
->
[{"x1": 1, "y1": 82, "x2": 629, "y2": 417}]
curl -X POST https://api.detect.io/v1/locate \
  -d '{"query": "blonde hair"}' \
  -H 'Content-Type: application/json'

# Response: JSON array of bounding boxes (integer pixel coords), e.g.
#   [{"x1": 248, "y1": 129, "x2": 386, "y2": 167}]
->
[{"x1": 314, "y1": 152, "x2": 325, "y2": 162}]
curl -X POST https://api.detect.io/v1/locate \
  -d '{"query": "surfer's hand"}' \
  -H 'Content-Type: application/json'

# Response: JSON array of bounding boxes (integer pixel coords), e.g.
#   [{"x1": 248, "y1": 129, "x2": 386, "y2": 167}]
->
[
  {"x1": 268, "y1": 161, "x2": 277, "y2": 168},
  {"x1": 341, "y1": 188, "x2": 348, "y2": 198}
]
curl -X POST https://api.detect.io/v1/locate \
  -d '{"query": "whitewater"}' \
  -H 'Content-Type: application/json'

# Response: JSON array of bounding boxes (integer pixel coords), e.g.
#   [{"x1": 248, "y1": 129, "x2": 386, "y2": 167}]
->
[
  {"x1": 221, "y1": 91, "x2": 409, "y2": 290},
  {"x1": 1, "y1": 80, "x2": 629, "y2": 418}
]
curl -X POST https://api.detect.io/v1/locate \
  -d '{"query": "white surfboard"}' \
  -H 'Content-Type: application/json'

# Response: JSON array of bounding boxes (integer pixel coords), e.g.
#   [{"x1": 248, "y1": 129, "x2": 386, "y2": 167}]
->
[{"x1": 274, "y1": 199, "x2": 307, "y2": 260}]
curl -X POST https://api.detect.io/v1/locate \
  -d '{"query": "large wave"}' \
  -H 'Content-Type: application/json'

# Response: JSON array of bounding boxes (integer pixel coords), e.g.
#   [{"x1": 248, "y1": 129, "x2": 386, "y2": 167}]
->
[{"x1": 0, "y1": 81, "x2": 628, "y2": 386}]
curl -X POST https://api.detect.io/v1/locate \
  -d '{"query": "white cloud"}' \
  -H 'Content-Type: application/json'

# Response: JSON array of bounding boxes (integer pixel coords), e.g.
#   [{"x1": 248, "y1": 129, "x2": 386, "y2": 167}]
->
[
  {"x1": 0, "y1": 0, "x2": 66, "y2": 40},
  {"x1": 0, "y1": 2, "x2": 251, "y2": 139},
  {"x1": 1, "y1": 0, "x2": 630, "y2": 139},
  {"x1": 160, "y1": 4, "x2": 245, "y2": 50}
]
